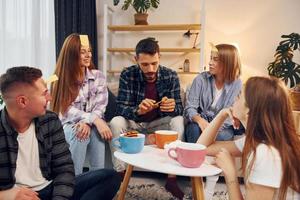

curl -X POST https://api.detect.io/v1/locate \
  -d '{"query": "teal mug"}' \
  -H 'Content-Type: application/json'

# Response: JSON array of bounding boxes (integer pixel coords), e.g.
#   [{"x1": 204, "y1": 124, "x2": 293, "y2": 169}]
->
[{"x1": 112, "y1": 133, "x2": 145, "y2": 154}]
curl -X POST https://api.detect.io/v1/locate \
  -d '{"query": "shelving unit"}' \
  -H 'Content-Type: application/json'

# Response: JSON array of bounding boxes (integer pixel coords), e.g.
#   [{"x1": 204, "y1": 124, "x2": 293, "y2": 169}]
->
[
  {"x1": 107, "y1": 47, "x2": 200, "y2": 53},
  {"x1": 108, "y1": 24, "x2": 200, "y2": 31},
  {"x1": 102, "y1": 4, "x2": 205, "y2": 78},
  {"x1": 107, "y1": 69, "x2": 199, "y2": 75}
]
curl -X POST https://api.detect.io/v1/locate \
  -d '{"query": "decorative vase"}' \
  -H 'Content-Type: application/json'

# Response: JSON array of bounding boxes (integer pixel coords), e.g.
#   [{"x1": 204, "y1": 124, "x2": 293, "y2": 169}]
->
[
  {"x1": 290, "y1": 89, "x2": 300, "y2": 111},
  {"x1": 183, "y1": 59, "x2": 190, "y2": 72},
  {"x1": 134, "y1": 13, "x2": 148, "y2": 25}
]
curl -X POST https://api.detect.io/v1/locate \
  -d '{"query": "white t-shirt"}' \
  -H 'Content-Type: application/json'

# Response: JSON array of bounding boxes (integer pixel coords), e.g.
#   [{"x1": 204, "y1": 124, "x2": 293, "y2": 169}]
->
[
  {"x1": 14, "y1": 123, "x2": 51, "y2": 191},
  {"x1": 234, "y1": 136, "x2": 299, "y2": 200},
  {"x1": 211, "y1": 84, "x2": 223, "y2": 109}
]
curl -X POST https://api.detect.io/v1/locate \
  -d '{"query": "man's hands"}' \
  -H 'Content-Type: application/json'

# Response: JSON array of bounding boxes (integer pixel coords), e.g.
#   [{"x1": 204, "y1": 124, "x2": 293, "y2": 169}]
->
[
  {"x1": 137, "y1": 97, "x2": 175, "y2": 115},
  {"x1": 0, "y1": 187, "x2": 40, "y2": 200},
  {"x1": 94, "y1": 118, "x2": 113, "y2": 141},
  {"x1": 14, "y1": 187, "x2": 40, "y2": 200},
  {"x1": 159, "y1": 97, "x2": 175, "y2": 112},
  {"x1": 137, "y1": 98, "x2": 156, "y2": 115}
]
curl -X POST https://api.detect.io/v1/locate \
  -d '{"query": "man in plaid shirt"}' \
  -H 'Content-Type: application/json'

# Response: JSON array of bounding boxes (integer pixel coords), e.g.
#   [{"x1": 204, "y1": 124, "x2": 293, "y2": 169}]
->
[
  {"x1": 110, "y1": 38, "x2": 185, "y2": 199},
  {"x1": 0, "y1": 67, "x2": 120, "y2": 200}
]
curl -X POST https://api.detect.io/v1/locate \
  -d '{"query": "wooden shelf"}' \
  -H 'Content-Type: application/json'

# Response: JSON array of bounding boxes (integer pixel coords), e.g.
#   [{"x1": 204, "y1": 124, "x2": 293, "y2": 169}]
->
[
  {"x1": 108, "y1": 24, "x2": 201, "y2": 31},
  {"x1": 103, "y1": 21, "x2": 202, "y2": 76},
  {"x1": 108, "y1": 48, "x2": 200, "y2": 53},
  {"x1": 107, "y1": 69, "x2": 199, "y2": 75}
]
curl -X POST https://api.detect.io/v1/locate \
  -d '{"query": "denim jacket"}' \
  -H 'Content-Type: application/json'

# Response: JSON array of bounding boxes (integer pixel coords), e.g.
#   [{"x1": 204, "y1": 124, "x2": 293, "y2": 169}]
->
[{"x1": 184, "y1": 71, "x2": 242, "y2": 131}]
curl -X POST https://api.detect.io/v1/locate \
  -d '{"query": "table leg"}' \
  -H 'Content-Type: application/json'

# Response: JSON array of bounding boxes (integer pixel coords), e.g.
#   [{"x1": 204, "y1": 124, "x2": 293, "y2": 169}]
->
[
  {"x1": 117, "y1": 165, "x2": 134, "y2": 200},
  {"x1": 191, "y1": 177, "x2": 205, "y2": 200}
]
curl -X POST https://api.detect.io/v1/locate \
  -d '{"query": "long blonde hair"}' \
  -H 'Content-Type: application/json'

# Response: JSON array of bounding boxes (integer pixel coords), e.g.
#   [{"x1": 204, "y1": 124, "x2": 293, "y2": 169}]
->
[
  {"x1": 50, "y1": 33, "x2": 94, "y2": 114},
  {"x1": 242, "y1": 77, "x2": 300, "y2": 199},
  {"x1": 216, "y1": 44, "x2": 241, "y2": 83}
]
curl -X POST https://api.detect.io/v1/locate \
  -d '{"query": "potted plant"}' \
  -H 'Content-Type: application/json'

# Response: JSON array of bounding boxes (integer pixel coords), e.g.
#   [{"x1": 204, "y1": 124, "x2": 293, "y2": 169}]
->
[
  {"x1": 113, "y1": 0, "x2": 160, "y2": 25},
  {"x1": 268, "y1": 33, "x2": 300, "y2": 110}
]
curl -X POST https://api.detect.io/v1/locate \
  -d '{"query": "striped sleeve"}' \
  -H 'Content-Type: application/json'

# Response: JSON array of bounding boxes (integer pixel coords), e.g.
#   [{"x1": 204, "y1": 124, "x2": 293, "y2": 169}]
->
[{"x1": 47, "y1": 114, "x2": 75, "y2": 200}]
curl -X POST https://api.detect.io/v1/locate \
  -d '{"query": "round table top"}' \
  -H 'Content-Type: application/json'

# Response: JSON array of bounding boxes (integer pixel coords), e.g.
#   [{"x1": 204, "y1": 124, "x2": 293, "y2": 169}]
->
[{"x1": 114, "y1": 145, "x2": 222, "y2": 177}]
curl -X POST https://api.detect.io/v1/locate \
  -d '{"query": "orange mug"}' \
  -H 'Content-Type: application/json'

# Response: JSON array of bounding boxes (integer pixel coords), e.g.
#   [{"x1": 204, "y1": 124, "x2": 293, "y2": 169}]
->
[{"x1": 148, "y1": 130, "x2": 178, "y2": 149}]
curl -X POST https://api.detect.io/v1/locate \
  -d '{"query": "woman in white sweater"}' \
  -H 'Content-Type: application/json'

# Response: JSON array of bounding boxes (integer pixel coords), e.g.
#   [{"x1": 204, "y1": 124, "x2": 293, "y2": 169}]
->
[{"x1": 197, "y1": 76, "x2": 300, "y2": 200}]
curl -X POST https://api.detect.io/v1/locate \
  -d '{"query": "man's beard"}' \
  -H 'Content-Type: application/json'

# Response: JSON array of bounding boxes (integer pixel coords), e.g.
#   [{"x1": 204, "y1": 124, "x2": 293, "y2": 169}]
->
[{"x1": 144, "y1": 72, "x2": 157, "y2": 82}]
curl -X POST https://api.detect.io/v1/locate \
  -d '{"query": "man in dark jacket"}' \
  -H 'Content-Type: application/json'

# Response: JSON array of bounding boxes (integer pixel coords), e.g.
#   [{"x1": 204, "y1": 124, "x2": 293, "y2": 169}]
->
[{"x1": 0, "y1": 66, "x2": 120, "y2": 200}]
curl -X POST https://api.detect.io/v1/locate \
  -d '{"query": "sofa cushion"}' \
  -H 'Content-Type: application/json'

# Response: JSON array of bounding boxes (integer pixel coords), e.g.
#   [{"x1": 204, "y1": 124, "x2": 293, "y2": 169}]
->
[{"x1": 104, "y1": 88, "x2": 116, "y2": 122}]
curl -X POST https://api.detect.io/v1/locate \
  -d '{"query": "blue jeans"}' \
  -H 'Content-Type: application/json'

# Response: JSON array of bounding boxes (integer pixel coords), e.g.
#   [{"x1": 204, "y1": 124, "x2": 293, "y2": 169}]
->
[
  {"x1": 64, "y1": 123, "x2": 105, "y2": 175},
  {"x1": 184, "y1": 122, "x2": 235, "y2": 143},
  {"x1": 38, "y1": 169, "x2": 121, "y2": 200}
]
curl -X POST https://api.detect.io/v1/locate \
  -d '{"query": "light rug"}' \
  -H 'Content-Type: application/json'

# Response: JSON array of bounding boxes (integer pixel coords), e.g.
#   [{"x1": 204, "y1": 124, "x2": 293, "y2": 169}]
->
[{"x1": 124, "y1": 182, "x2": 229, "y2": 200}]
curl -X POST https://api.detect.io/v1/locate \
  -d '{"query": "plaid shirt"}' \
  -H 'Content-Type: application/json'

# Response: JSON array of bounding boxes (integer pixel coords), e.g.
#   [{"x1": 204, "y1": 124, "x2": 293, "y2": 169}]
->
[
  {"x1": 0, "y1": 109, "x2": 75, "y2": 199},
  {"x1": 60, "y1": 69, "x2": 108, "y2": 125},
  {"x1": 116, "y1": 65, "x2": 183, "y2": 121}
]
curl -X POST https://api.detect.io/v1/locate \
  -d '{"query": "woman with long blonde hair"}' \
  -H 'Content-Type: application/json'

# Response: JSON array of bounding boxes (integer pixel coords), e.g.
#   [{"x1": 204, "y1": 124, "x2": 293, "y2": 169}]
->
[
  {"x1": 51, "y1": 33, "x2": 112, "y2": 175},
  {"x1": 198, "y1": 76, "x2": 300, "y2": 199},
  {"x1": 184, "y1": 44, "x2": 243, "y2": 143}
]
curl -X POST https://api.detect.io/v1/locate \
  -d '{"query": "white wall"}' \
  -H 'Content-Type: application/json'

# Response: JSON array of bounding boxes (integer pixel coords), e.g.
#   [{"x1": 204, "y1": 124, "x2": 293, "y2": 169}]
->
[
  {"x1": 96, "y1": 0, "x2": 202, "y2": 87},
  {"x1": 204, "y1": 0, "x2": 300, "y2": 81},
  {"x1": 97, "y1": 0, "x2": 300, "y2": 85}
]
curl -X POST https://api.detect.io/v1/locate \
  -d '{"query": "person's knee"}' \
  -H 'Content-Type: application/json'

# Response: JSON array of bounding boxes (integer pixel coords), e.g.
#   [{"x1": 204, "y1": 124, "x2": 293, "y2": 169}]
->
[
  {"x1": 170, "y1": 116, "x2": 184, "y2": 139},
  {"x1": 216, "y1": 128, "x2": 234, "y2": 141},
  {"x1": 97, "y1": 169, "x2": 121, "y2": 198},
  {"x1": 170, "y1": 116, "x2": 184, "y2": 124},
  {"x1": 109, "y1": 116, "x2": 127, "y2": 137},
  {"x1": 184, "y1": 122, "x2": 201, "y2": 143},
  {"x1": 185, "y1": 122, "x2": 200, "y2": 134},
  {"x1": 107, "y1": 170, "x2": 121, "y2": 191},
  {"x1": 63, "y1": 124, "x2": 76, "y2": 142},
  {"x1": 92, "y1": 169, "x2": 121, "y2": 191}
]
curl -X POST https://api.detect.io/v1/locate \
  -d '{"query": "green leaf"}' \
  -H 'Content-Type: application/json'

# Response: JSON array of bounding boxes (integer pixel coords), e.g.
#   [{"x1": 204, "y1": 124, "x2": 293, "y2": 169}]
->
[
  {"x1": 150, "y1": 0, "x2": 160, "y2": 8},
  {"x1": 113, "y1": 0, "x2": 120, "y2": 6},
  {"x1": 268, "y1": 33, "x2": 300, "y2": 88},
  {"x1": 132, "y1": 0, "x2": 151, "y2": 13},
  {"x1": 116, "y1": 0, "x2": 159, "y2": 13},
  {"x1": 280, "y1": 33, "x2": 300, "y2": 52},
  {"x1": 280, "y1": 62, "x2": 300, "y2": 87},
  {"x1": 122, "y1": 0, "x2": 132, "y2": 10}
]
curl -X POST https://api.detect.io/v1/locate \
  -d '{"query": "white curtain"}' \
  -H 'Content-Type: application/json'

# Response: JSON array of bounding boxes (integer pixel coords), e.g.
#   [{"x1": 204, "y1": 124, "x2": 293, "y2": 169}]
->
[{"x1": 0, "y1": 0, "x2": 55, "y2": 78}]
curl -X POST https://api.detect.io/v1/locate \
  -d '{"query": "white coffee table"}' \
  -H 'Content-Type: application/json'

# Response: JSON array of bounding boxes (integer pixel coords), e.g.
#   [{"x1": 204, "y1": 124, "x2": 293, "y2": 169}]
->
[{"x1": 114, "y1": 145, "x2": 222, "y2": 200}]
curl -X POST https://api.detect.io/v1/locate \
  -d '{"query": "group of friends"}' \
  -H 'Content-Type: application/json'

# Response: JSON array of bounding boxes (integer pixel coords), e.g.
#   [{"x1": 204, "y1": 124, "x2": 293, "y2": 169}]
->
[{"x1": 0, "y1": 34, "x2": 299, "y2": 200}]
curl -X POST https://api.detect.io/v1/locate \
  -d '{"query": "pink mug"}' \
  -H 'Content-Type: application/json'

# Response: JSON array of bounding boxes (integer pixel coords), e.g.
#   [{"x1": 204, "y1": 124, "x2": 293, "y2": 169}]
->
[{"x1": 168, "y1": 142, "x2": 207, "y2": 168}]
